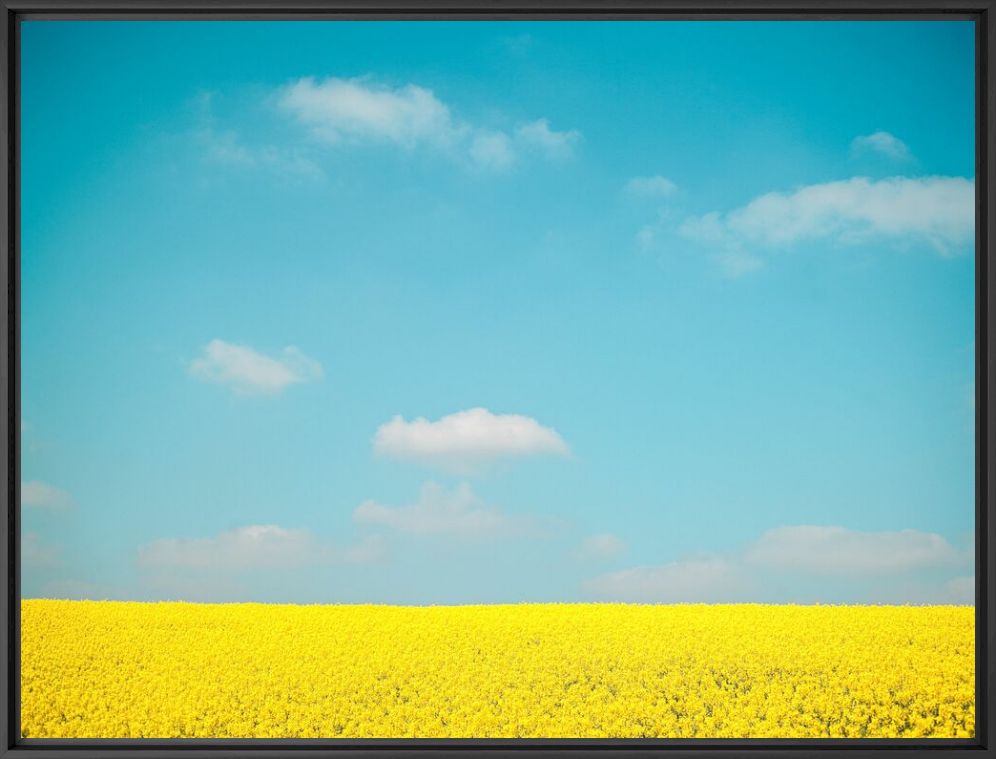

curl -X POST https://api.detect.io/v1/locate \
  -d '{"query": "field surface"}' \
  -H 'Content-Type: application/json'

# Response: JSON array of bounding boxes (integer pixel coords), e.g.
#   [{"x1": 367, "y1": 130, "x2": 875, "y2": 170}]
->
[{"x1": 22, "y1": 600, "x2": 974, "y2": 739}]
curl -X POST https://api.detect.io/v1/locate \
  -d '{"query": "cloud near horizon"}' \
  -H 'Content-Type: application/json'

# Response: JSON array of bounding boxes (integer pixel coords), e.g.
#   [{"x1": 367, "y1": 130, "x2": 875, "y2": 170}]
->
[
  {"x1": 584, "y1": 557, "x2": 749, "y2": 603},
  {"x1": 277, "y1": 76, "x2": 580, "y2": 169},
  {"x1": 137, "y1": 525, "x2": 384, "y2": 571},
  {"x1": 373, "y1": 407, "x2": 570, "y2": 473},
  {"x1": 744, "y1": 525, "x2": 964, "y2": 575},
  {"x1": 584, "y1": 525, "x2": 971, "y2": 604},
  {"x1": 189, "y1": 339, "x2": 323, "y2": 396}
]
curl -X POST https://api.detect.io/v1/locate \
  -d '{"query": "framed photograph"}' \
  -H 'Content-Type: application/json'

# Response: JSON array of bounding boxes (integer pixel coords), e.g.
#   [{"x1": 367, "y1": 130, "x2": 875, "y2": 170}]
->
[{"x1": 2, "y1": 1, "x2": 993, "y2": 758}]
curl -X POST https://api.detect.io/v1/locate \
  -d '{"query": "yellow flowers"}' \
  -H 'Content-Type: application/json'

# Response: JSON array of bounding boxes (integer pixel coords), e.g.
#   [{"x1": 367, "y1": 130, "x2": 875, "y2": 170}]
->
[{"x1": 21, "y1": 600, "x2": 973, "y2": 739}]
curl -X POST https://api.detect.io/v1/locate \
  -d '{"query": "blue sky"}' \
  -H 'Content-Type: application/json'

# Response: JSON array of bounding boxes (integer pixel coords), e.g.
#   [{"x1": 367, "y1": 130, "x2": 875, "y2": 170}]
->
[{"x1": 20, "y1": 20, "x2": 976, "y2": 604}]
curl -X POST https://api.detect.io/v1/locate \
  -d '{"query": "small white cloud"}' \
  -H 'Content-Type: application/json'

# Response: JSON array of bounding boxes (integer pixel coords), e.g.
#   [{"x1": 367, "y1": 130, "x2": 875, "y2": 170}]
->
[
  {"x1": 22, "y1": 532, "x2": 59, "y2": 568},
  {"x1": 373, "y1": 407, "x2": 569, "y2": 472},
  {"x1": 21, "y1": 480, "x2": 71, "y2": 511},
  {"x1": 190, "y1": 339, "x2": 322, "y2": 396},
  {"x1": 575, "y1": 533, "x2": 626, "y2": 561},
  {"x1": 515, "y1": 119, "x2": 581, "y2": 160},
  {"x1": 279, "y1": 76, "x2": 460, "y2": 149},
  {"x1": 625, "y1": 175, "x2": 679, "y2": 197},
  {"x1": 583, "y1": 557, "x2": 748, "y2": 603},
  {"x1": 137, "y1": 525, "x2": 383, "y2": 570},
  {"x1": 678, "y1": 175, "x2": 975, "y2": 268},
  {"x1": 744, "y1": 525, "x2": 963, "y2": 575},
  {"x1": 851, "y1": 131, "x2": 912, "y2": 162},
  {"x1": 277, "y1": 77, "x2": 580, "y2": 171},
  {"x1": 354, "y1": 481, "x2": 531, "y2": 539}
]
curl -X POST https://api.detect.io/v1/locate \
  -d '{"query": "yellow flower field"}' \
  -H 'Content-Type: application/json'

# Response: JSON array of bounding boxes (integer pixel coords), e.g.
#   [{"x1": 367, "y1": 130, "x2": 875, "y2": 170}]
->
[{"x1": 21, "y1": 600, "x2": 974, "y2": 739}]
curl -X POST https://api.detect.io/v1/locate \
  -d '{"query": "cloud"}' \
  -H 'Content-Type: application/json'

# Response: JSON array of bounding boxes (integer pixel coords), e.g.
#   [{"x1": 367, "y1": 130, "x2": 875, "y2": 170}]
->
[
  {"x1": 744, "y1": 525, "x2": 963, "y2": 575},
  {"x1": 354, "y1": 481, "x2": 533, "y2": 539},
  {"x1": 943, "y1": 575, "x2": 975, "y2": 605},
  {"x1": 583, "y1": 524, "x2": 971, "y2": 604},
  {"x1": 678, "y1": 175, "x2": 974, "y2": 269},
  {"x1": 189, "y1": 339, "x2": 323, "y2": 396},
  {"x1": 851, "y1": 131, "x2": 912, "y2": 162},
  {"x1": 21, "y1": 480, "x2": 71, "y2": 511},
  {"x1": 192, "y1": 92, "x2": 324, "y2": 181},
  {"x1": 200, "y1": 127, "x2": 324, "y2": 180},
  {"x1": 373, "y1": 407, "x2": 569, "y2": 472},
  {"x1": 515, "y1": 119, "x2": 582, "y2": 160},
  {"x1": 625, "y1": 175, "x2": 679, "y2": 197},
  {"x1": 575, "y1": 533, "x2": 626, "y2": 561},
  {"x1": 277, "y1": 77, "x2": 580, "y2": 170},
  {"x1": 469, "y1": 130, "x2": 516, "y2": 170},
  {"x1": 138, "y1": 525, "x2": 384, "y2": 570},
  {"x1": 22, "y1": 532, "x2": 59, "y2": 569},
  {"x1": 279, "y1": 77, "x2": 459, "y2": 149},
  {"x1": 583, "y1": 557, "x2": 749, "y2": 603}
]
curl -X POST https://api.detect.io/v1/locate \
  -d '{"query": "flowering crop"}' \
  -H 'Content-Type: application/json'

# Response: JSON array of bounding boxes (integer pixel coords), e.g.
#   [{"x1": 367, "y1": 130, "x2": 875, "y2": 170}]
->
[{"x1": 21, "y1": 600, "x2": 973, "y2": 739}]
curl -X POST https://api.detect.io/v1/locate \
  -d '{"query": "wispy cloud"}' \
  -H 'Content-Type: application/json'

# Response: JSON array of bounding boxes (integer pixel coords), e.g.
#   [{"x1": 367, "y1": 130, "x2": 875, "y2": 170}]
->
[
  {"x1": 850, "y1": 131, "x2": 912, "y2": 162},
  {"x1": 678, "y1": 176, "x2": 974, "y2": 272},
  {"x1": 584, "y1": 557, "x2": 749, "y2": 603},
  {"x1": 515, "y1": 119, "x2": 582, "y2": 160},
  {"x1": 23, "y1": 532, "x2": 60, "y2": 569},
  {"x1": 625, "y1": 175, "x2": 679, "y2": 198},
  {"x1": 21, "y1": 480, "x2": 71, "y2": 511},
  {"x1": 138, "y1": 525, "x2": 384, "y2": 570},
  {"x1": 744, "y1": 525, "x2": 963, "y2": 575},
  {"x1": 574, "y1": 533, "x2": 626, "y2": 561},
  {"x1": 277, "y1": 76, "x2": 580, "y2": 170},
  {"x1": 354, "y1": 481, "x2": 536, "y2": 539},
  {"x1": 189, "y1": 339, "x2": 323, "y2": 396},
  {"x1": 584, "y1": 524, "x2": 971, "y2": 604},
  {"x1": 199, "y1": 126, "x2": 324, "y2": 180},
  {"x1": 373, "y1": 407, "x2": 569, "y2": 473},
  {"x1": 193, "y1": 92, "x2": 324, "y2": 181},
  {"x1": 943, "y1": 575, "x2": 975, "y2": 604}
]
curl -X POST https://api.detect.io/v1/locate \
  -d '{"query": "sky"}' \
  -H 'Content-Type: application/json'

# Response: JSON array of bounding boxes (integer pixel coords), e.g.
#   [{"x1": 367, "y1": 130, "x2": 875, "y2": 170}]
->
[{"x1": 19, "y1": 20, "x2": 976, "y2": 605}]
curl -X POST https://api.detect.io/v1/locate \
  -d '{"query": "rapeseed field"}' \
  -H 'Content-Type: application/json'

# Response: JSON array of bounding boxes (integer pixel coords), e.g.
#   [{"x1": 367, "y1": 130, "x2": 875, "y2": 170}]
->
[{"x1": 21, "y1": 600, "x2": 974, "y2": 739}]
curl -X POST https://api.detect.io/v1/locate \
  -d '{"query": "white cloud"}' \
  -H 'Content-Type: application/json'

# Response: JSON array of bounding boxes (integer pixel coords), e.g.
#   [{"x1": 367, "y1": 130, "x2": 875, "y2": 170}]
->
[
  {"x1": 189, "y1": 339, "x2": 322, "y2": 396},
  {"x1": 23, "y1": 532, "x2": 59, "y2": 568},
  {"x1": 373, "y1": 407, "x2": 569, "y2": 472},
  {"x1": 575, "y1": 533, "x2": 626, "y2": 561},
  {"x1": 138, "y1": 525, "x2": 384, "y2": 570},
  {"x1": 515, "y1": 119, "x2": 581, "y2": 160},
  {"x1": 744, "y1": 525, "x2": 963, "y2": 575},
  {"x1": 21, "y1": 480, "x2": 71, "y2": 511},
  {"x1": 625, "y1": 175, "x2": 679, "y2": 197},
  {"x1": 851, "y1": 131, "x2": 912, "y2": 161},
  {"x1": 354, "y1": 481, "x2": 532, "y2": 539},
  {"x1": 679, "y1": 175, "x2": 974, "y2": 264},
  {"x1": 583, "y1": 557, "x2": 748, "y2": 603},
  {"x1": 279, "y1": 77, "x2": 459, "y2": 149},
  {"x1": 277, "y1": 77, "x2": 580, "y2": 170}
]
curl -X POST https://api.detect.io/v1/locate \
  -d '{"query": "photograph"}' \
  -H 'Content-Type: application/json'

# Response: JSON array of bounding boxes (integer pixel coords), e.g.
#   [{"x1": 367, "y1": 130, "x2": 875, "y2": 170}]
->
[{"x1": 15, "y1": 14, "x2": 979, "y2": 743}]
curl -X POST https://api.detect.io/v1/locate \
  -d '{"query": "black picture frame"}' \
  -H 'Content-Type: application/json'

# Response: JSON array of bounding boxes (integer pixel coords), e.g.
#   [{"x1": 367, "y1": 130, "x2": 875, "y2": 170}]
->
[{"x1": 1, "y1": 2, "x2": 993, "y2": 757}]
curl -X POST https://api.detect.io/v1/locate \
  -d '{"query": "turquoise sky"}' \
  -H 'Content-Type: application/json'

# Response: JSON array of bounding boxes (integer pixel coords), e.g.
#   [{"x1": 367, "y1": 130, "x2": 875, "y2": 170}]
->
[{"x1": 20, "y1": 20, "x2": 976, "y2": 604}]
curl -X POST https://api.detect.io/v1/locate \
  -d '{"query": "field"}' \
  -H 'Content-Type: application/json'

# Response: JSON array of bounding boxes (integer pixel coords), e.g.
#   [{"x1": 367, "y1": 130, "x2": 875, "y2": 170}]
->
[{"x1": 21, "y1": 600, "x2": 974, "y2": 739}]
